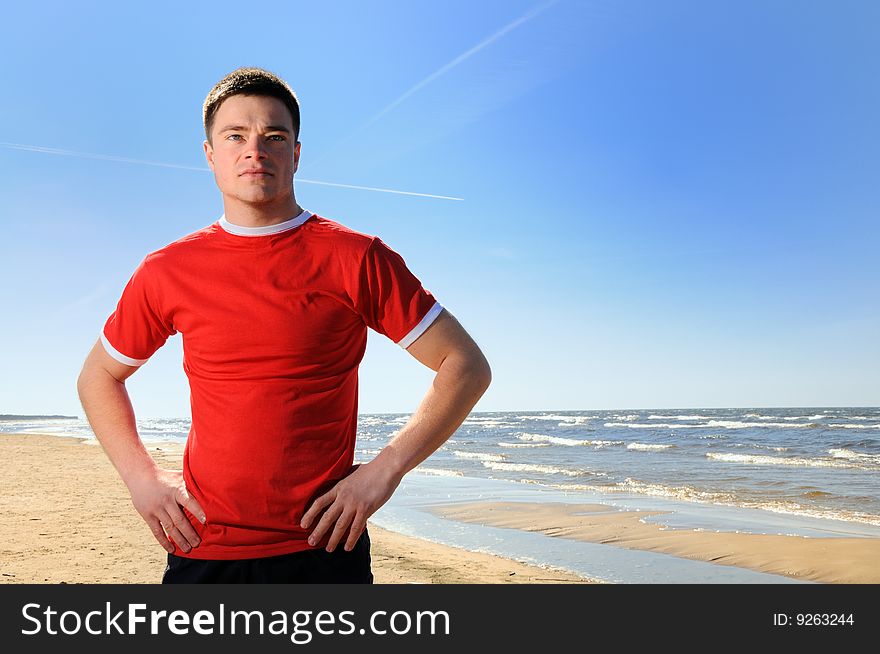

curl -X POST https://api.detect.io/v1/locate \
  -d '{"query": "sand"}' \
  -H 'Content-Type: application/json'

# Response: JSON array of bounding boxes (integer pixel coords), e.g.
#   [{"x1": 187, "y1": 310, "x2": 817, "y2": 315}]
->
[
  {"x1": 0, "y1": 433, "x2": 595, "y2": 584},
  {"x1": 430, "y1": 501, "x2": 880, "y2": 584}
]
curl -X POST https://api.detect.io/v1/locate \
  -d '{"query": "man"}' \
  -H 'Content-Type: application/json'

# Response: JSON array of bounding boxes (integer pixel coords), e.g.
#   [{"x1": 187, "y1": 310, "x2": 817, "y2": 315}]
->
[{"x1": 76, "y1": 67, "x2": 491, "y2": 583}]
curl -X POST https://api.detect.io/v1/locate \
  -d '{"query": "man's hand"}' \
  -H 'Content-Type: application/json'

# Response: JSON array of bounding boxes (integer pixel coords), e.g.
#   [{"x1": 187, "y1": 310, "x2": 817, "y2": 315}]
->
[
  {"x1": 300, "y1": 461, "x2": 401, "y2": 553},
  {"x1": 127, "y1": 468, "x2": 207, "y2": 554}
]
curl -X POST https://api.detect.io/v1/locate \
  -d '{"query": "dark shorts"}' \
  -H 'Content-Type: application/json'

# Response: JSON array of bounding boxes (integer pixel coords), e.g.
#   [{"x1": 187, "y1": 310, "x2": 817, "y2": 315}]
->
[{"x1": 161, "y1": 527, "x2": 373, "y2": 584}]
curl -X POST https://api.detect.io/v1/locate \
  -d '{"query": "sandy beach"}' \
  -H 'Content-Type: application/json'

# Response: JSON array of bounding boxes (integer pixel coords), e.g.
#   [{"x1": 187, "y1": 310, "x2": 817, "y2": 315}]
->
[{"x1": 0, "y1": 433, "x2": 595, "y2": 584}]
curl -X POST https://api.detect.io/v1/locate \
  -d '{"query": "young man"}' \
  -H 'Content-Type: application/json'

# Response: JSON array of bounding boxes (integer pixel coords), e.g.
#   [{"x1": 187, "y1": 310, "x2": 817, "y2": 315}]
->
[{"x1": 76, "y1": 67, "x2": 491, "y2": 583}]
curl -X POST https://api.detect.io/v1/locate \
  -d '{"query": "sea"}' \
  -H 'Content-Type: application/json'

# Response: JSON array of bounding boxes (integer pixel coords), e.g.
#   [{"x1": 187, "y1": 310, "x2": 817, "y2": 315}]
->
[{"x1": 5, "y1": 407, "x2": 880, "y2": 582}]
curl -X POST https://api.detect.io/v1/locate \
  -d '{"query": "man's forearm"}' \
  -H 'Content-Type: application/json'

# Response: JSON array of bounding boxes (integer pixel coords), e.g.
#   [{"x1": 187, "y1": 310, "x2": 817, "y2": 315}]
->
[
  {"x1": 372, "y1": 353, "x2": 491, "y2": 481},
  {"x1": 76, "y1": 368, "x2": 159, "y2": 488}
]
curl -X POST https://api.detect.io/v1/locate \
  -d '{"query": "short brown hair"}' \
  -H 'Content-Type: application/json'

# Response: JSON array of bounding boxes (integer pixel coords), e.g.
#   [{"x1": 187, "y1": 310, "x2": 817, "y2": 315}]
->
[{"x1": 203, "y1": 67, "x2": 301, "y2": 146}]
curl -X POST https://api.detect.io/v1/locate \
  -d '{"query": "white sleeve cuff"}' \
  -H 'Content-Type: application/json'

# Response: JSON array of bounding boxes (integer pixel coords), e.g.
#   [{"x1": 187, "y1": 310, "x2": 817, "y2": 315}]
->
[
  {"x1": 397, "y1": 301, "x2": 443, "y2": 349},
  {"x1": 100, "y1": 332, "x2": 149, "y2": 366}
]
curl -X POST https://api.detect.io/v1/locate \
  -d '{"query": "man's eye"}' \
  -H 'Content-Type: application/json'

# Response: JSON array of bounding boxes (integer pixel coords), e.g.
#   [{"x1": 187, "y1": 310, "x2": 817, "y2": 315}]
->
[
  {"x1": 227, "y1": 134, "x2": 242, "y2": 141},
  {"x1": 269, "y1": 135, "x2": 285, "y2": 141}
]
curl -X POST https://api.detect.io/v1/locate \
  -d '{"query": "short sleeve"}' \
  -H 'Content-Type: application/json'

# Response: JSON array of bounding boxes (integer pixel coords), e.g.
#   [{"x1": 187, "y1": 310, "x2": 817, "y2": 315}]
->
[
  {"x1": 100, "y1": 257, "x2": 176, "y2": 366},
  {"x1": 356, "y1": 237, "x2": 443, "y2": 348}
]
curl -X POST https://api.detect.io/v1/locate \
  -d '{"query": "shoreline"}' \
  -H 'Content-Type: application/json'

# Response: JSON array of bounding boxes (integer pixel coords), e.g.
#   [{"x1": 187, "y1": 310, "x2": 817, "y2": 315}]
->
[
  {"x1": 0, "y1": 433, "x2": 596, "y2": 584},
  {"x1": 429, "y1": 500, "x2": 880, "y2": 584},
  {"x1": 5, "y1": 431, "x2": 877, "y2": 584}
]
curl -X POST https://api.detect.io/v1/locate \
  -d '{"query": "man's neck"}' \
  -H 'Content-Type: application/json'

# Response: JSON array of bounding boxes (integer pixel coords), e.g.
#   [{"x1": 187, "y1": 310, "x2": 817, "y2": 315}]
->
[{"x1": 222, "y1": 197, "x2": 304, "y2": 228}]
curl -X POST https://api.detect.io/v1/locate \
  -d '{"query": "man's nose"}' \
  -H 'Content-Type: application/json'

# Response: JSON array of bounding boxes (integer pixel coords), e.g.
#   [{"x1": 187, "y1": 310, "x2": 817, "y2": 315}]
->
[{"x1": 245, "y1": 136, "x2": 268, "y2": 158}]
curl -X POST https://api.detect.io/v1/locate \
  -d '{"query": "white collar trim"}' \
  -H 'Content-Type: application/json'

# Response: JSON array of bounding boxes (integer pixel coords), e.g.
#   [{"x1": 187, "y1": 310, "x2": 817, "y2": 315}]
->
[{"x1": 218, "y1": 209, "x2": 313, "y2": 237}]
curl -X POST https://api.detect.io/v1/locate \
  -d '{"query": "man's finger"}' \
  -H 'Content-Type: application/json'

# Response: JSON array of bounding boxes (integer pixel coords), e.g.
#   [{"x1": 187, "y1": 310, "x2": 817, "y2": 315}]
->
[
  {"x1": 147, "y1": 517, "x2": 175, "y2": 553},
  {"x1": 177, "y1": 487, "x2": 207, "y2": 524},
  {"x1": 325, "y1": 509, "x2": 355, "y2": 553},
  {"x1": 165, "y1": 504, "x2": 201, "y2": 549},
  {"x1": 159, "y1": 509, "x2": 192, "y2": 554},
  {"x1": 344, "y1": 515, "x2": 367, "y2": 552},
  {"x1": 307, "y1": 501, "x2": 343, "y2": 547},
  {"x1": 300, "y1": 489, "x2": 335, "y2": 529}
]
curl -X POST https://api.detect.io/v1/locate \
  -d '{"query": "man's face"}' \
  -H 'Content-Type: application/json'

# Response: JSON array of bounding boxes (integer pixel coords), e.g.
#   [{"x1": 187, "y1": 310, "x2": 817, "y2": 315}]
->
[{"x1": 203, "y1": 94, "x2": 301, "y2": 207}]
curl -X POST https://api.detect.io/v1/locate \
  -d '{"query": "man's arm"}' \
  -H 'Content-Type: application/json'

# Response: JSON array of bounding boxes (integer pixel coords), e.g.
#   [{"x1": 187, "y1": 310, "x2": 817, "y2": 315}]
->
[
  {"x1": 300, "y1": 308, "x2": 491, "y2": 552},
  {"x1": 76, "y1": 339, "x2": 206, "y2": 553}
]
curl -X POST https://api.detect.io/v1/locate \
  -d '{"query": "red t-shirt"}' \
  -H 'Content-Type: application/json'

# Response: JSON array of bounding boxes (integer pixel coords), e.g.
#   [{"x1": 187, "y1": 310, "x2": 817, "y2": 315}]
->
[{"x1": 100, "y1": 209, "x2": 442, "y2": 559}]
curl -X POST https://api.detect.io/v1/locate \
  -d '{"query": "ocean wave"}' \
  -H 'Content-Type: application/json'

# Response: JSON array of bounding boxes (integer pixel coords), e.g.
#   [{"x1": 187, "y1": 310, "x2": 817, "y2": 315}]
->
[
  {"x1": 604, "y1": 422, "x2": 693, "y2": 429},
  {"x1": 706, "y1": 420, "x2": 822, "y2": 429},
  {"x1": 830, "y1": 424, "x2": 880, "y2": 430},
  {"x1": 730, "y1": 443, "x2": 789, "y2": 452},
  {"x1": 452, "y1": 451, "x2": 505, "y2": 462},
  {"x1": 461, "y1": 418, "x2": 517, "y2": 428},
  {"x1": 358, "y1": 416, "x2": 388, "y2": 426},
  {"x1": 497, "y1": 441, "x2": 549, "y2": 448},
  {"x1": 518, "y1": 414, "x2": 589, "y2": 422},
  {"x1": 648, "y1": 415, "x2": 717, "y2": 421},
  {"x1": 556, "y1": 416, "x2": 598, "y2": 425},
  {"x1": 829, "y1": 448, "x2": 880, "y2": 463},
  {"x1": 414, "y1": 467, "x2": 464, "y2": 477},
  {"x1": 516, "y1": 432, "x2": 623, "y2": 448},
  {"x1": 626, "y1": 443, "x2": 675, "y2": 451},
  {"x1": 481, "y1": 461, "x2": 595, "y2": 477},
  {"x1": 546, "y1": 479, "x2": 880, "y2": 527},
  {"x1": 605, "y1": 420, "x2": 823, "y2": 430},
  {"x1": 706, "y1": 452, "x2": 876, "y2": 470}
]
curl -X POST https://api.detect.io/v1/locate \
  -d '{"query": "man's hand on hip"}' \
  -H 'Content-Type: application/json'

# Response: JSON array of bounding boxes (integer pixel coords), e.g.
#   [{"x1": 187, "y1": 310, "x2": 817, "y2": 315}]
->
[
  {"x1": 300, "y1": 461, "x2": 401, "y2": 553},
  {"x1": 127, "y1": 468, "x2": 207, "y2": 554}
]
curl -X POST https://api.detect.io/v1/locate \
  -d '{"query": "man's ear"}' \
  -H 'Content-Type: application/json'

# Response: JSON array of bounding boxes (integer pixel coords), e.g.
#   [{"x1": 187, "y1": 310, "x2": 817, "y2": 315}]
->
[
  {"x1": 203, "y1": 140, "x2": 215, "y2": 172},
  {"x1": 293, "y1": 141, "x2": 301, "y2": 174}
]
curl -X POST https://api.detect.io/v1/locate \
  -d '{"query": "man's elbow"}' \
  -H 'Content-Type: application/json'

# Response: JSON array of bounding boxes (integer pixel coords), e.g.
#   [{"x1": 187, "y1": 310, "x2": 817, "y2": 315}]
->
[
  {"x1": 476, "y1": 355, "x2": 492, "y2": 391},
  {"x1": 459, "y1": 349, "x2": 491, "y2": 394}
]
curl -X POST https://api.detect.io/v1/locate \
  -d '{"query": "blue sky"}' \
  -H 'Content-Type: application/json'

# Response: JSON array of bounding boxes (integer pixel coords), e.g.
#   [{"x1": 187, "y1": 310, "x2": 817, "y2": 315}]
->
[{"x1": 1, "y1": 0, "x2": 877, "y2": 417}]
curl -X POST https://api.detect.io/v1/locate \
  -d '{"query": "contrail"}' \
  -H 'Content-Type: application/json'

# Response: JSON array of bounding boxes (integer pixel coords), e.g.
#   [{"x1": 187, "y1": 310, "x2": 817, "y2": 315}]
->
[
  {"x1": 366, "y1": 0, "x2": 560, "y2": 128},
  {"x1": 303, "y1": 0, "x2": 559, "y2": 171},
  {"x1": 0, "y1": 141, "x2": 463, "y2": 201},
  {"x1": 294, "y1": 178, "x2": 462, "y2": 201},
  {"x1": 0, "y1": 141, "x2": 208, "y2": 172}
]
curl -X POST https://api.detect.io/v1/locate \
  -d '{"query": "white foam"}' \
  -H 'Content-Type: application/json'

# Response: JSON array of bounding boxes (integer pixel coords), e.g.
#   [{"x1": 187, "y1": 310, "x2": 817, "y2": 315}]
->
[
  {"x1": 607, "y1": 420, "x2": 823, "y2": 430},
  {"x1": 481, "y1": 461, "x2": 591, "y2": 477},
  {"x1": 627, "y1": 443, "x2": 675, "y2": 451},
  {"x1": 517, "y1": 432, "x2": 623, "y2": 448},
  {"x1": 831, "y1": 423, "x2": 880, "y2": 429},
  {"x1": 557, "y1": 416, "x2": 598, "y2": 425},
  {"x1": 512, "y1": 415, "x2": 598, "y2": 425},
  {"x1": 414, "y1": 467, "x2": 464, "y2": 477},
  {"x1": 829, "y1": 448, "x2": 880, "y2": 463},
  {"x1": 706, "y1": 420, "x2": 821, "y2": 429},
  {"x1": 497, "y1": 441, "x2": 549, "y2": 448},
  {"x1": 461, "y1": 418, "x2": 516, "y2": 428},
  {"x1": 605, "y1": 422, "x2": 697, "y2": 429},
  {"x1": 648, "y1": 414, "x2": 715, "y2": 421},
  {"x1": 452, "y1": 451, "x2": 505, "y2": 462},
  {"x1": 706, "y1": 452, "x2": 874, "y2": 470}
]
